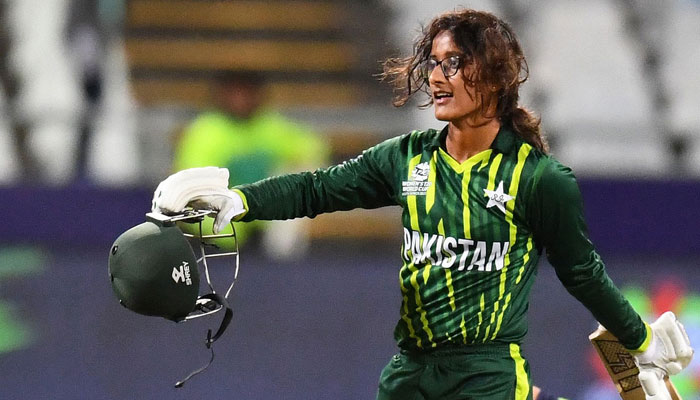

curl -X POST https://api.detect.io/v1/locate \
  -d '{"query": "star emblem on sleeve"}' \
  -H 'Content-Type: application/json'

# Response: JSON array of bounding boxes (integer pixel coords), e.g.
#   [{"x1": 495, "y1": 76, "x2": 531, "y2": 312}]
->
[{"x1": 483, "y1": 181, "x2": 513, "y2": 213}]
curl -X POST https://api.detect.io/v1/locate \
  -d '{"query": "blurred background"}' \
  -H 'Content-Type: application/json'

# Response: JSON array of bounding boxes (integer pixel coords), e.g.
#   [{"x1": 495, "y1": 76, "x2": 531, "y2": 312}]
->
[{"x1": 0, "y1": 0, "x2": 698, "y2": 399}]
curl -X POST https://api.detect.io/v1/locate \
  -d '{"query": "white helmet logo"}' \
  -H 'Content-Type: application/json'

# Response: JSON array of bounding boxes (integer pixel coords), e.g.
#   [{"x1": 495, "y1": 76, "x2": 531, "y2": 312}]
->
[{"x1": 172, "y1": 261, "x2": 193, "y2": 285}]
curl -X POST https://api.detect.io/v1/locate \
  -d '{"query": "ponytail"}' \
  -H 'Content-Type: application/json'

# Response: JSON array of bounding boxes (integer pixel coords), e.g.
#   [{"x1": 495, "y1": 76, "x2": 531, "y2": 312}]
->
[{"x1": 506, "y1": 107, "x2": 548, "y2": 153}]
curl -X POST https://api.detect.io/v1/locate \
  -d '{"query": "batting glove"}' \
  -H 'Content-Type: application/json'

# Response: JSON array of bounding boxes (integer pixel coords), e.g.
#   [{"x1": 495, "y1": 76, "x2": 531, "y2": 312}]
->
[
  {"x1": 151, "y1": 167, "x2": 247, "y2": 233},
  {"x1": 633, "y1": 311, "x2": 693, "y2": 400}
]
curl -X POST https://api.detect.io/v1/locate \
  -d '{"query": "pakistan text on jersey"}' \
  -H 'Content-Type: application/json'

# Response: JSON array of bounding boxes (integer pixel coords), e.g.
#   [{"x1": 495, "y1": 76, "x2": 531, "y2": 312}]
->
[{"x1": 402, "y1": 228, "x2": 510, "y2": 272}]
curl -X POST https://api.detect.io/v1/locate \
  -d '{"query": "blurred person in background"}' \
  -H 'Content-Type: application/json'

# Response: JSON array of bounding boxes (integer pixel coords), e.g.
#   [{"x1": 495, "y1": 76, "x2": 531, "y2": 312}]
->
[
  {"x1": 172, "y1": 70, "x2": 329, "y2": 259},
  {"x1": 0, "y1": 0, "x2": 84, "y2": 184},
  {"x1": 152, "y1": 8, "x2": 693, "y2": 400},
  {"x1": 0, "y1": 0, "x2": 138, "y2": 186}
]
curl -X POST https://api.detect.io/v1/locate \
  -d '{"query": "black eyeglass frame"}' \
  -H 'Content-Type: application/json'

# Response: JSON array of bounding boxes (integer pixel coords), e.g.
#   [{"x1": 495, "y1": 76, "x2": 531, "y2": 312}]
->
[{"x1": 420, "y1": 55, "x2": 466, "y2": 81}]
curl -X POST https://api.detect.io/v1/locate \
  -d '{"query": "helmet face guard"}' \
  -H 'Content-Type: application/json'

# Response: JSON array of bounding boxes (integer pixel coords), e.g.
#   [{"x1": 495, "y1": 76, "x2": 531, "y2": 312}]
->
[{"x1": 108, "y1": 209, "x2": 240, "y2": 387}]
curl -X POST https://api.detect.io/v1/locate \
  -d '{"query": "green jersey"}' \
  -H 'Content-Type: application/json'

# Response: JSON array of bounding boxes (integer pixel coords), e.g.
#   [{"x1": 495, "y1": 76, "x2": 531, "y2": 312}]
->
[{"x1": 235, "y1": 126, "x2": 646, "y2": 351}]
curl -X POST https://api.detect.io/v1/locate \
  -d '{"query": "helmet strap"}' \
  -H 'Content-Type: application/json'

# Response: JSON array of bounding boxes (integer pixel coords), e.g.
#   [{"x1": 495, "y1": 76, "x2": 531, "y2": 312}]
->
[
  {"x1": 200, "y1": 292, "x2": 233, "y2": 346},
  {"x1": 174, "y1": 292, "x2": 233, "y2": 388}
]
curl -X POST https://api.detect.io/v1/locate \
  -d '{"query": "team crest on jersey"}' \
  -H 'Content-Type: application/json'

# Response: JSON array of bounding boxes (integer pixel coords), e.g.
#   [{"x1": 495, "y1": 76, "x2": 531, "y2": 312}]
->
[
  {"x1": 483, "y1": 181, "x2": 514, "y2": 213},
  {"x1": 402, "y1": 162, "x2": 432, "y2": 196}
]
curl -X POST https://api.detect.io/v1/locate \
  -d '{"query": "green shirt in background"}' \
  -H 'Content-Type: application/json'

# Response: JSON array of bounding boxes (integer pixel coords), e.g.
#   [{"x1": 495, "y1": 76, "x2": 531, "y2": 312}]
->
[
  {"x1": 173, "y1": 109, "x2": 330, "y2": 243},
  {"x1": 235, "y1": 126, "x2": 646, "y2": 351},
  {"x1": 174, "y1": 110, "x2": 329, "y2": 185}
]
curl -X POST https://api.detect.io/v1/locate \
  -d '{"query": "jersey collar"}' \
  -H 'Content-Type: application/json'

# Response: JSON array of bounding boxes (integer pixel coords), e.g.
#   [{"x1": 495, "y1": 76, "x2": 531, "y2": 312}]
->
[
  {"x1": 433, "y1": 124, "x2": 517, "y2": 155},
  {"x1": 490, "y1": 125, "x2": 516, "y2": 154}
]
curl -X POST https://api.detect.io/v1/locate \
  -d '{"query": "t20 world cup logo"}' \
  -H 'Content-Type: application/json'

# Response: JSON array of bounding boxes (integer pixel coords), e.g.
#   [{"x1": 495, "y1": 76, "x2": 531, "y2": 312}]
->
[{"x1": 411, "y1": 162, "x2": 430, "y2": 182}]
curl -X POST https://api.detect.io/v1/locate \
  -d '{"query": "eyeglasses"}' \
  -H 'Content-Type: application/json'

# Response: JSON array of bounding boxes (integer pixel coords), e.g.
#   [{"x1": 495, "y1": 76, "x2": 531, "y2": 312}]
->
[{"x1": 420, "y1": 55, "x2": 464, "y2": 80}]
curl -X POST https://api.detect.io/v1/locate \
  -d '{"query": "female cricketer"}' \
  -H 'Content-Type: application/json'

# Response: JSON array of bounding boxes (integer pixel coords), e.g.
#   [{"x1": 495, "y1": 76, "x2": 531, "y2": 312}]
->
[{"x1": 152, "y1": 9, "x2": 693, "y2": 400}]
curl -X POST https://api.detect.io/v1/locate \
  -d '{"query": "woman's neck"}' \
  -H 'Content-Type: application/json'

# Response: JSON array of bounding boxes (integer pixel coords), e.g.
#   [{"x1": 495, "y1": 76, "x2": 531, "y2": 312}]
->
[{"x1": 445, "y1": 117, "x2": 501, "y2": 163}]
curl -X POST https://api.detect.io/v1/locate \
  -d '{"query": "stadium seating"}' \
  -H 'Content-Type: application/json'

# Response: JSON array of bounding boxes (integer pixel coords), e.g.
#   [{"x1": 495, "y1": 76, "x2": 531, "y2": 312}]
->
[
  {"x1": 124, "y1": 0, "x2": 387, "y2": 110},
  {"x1": 661, "y1": 0, "x2": 700, "y2": 175},
  {"x1": 0, "y1": 86, "x2": 20, "y2": 183},
  {"x1": 523, "y1": 0, "x2": 671, "y2": 177},
  {"x1": 2, "y1": 0, "x2": 85, "y2": 184},
  {"x1": 128, "y1": 0, "x2": 342, "y2": 31}
]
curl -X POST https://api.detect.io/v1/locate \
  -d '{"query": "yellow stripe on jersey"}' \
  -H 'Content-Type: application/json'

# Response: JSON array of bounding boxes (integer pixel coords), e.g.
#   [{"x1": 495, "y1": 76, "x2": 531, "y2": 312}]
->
[
  {"x1": 474, "y1": 292, "x2": 485, "y2": 340},
  {"x1": 482, "y1": 151, "x2": 506, "y2": 340},
  {"x1": 450, "y1": 150, "x2": 493, "y2": 239},
  {"x1": 482, "y1": 300, "x2": 498, "y2": 342},
  {"x1": 406, "y1": 154, "x2": 435, "y2": 347},
  {"x1": 481, "y1": 151, "x2": 505, "y2": 340},
  {"x1": 398, "y1": 261, "x2": 421, "y2": 348},
  {"x1": 460, "y1": 314, "x2": 467, "y2": 344},
  {"x1": 491, "y1": 292, "x2": 512, "y2": 341},
  {"x1": 426, "y1": 151, "x2": 438, "y2": 213},
  {"x1": 486, "y1": 153, "x2": 503, "y2": 192},
  {"x1": 489, "y1": 238, "x2": 533, "y2": 340},
  {"x1": 407, "y1": 155, "x2": 422, "y2": 232},
  {"x1": 505, "y1": 144, "x2": 533, "y2": 259},
  {"x1": 399, "y1": 154, "x2": 424, "y2": 348},
  {"x1": 488, "y1": 143, "x2": 533, "y2": 340},
  {"x1": 510, "y1": 343, "x2": 530, "y2": 400},
  {"x1": 422, "y1": 162, "x2": 435, "y2": 283},
  {"x1": 479, "y1": 153, "x2": 491, "y2": 171},
  {"x1": 516, "y1": 238, "x2": 534, "y2": 284},
  {"x1": 410, "y1": 268, "x2": 435, "y2": 346},
  {"x1": 438, "y1": 219, "x2": 457, "y2": 312},
  {"x1": 438, "y1": 147, "x2": 493, "y2": 173}
]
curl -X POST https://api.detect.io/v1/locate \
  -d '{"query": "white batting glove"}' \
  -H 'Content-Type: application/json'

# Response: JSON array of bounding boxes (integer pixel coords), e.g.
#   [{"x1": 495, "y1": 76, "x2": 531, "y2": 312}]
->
[
  {"x1": 151, "y1": 167, "x2": 247, "y2": 233},
  {"x1": 634, "y1": 311, "x2": 694, "y2": 400}
]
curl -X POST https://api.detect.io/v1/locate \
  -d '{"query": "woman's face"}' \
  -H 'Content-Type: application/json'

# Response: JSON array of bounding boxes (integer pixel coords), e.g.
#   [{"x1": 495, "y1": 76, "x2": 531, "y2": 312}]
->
[{"x1": 428, "y1": 31, "x2": 480, "y2": 124}]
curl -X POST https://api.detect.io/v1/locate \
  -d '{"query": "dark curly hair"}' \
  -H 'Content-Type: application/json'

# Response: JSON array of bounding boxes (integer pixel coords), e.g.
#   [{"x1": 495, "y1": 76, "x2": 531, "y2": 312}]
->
[{"x1": 382, "y1": 8, "x2": 548, "y2": 152}]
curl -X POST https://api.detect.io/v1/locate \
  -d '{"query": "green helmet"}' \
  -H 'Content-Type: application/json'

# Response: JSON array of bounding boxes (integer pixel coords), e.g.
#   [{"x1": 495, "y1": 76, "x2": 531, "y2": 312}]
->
[
  {"x1": 108, "y1": 210, "x2": 239, "y2": 388},
  {"x1": 108, "y1": 220, "x2": 200, "y2": 322}
]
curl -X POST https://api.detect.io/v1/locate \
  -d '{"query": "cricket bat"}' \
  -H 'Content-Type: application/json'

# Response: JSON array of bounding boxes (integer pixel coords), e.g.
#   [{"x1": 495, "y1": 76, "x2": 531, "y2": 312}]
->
[{"x1": 589, "y1": 326, "x2": 682, "y2": 400}]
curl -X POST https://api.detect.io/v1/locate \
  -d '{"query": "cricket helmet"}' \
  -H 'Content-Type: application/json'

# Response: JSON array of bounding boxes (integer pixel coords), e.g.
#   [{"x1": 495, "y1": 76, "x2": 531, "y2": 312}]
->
[
  {"x1": 108, "y1": 220, "x2": 200, "y2": 321},
  {"x1": 108, "y1": 210, "x2": 240, "y2": 387}
]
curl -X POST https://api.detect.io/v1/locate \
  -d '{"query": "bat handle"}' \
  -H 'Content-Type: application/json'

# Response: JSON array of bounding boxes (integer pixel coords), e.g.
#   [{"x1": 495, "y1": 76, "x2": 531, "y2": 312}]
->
[
  {"x1": 665, "y1": 377, "x2": 682, "y2": 400},
  {"x1": 639, "y1": 369, "x2": 682, "y2": 400}
]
